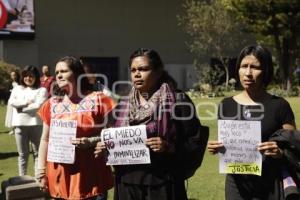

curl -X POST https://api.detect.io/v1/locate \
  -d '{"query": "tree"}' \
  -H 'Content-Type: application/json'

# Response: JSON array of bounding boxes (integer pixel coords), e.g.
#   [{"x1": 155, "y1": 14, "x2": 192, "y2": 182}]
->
[
  {"x1": 197, "y1": 62, "x2": 225, "y2": 91},
  {"x1": 178, "y1": 0, "x2": 253, "y2": 89},
  {"x1": 226, "y1": 0, "x2": 300, "y2": 90},
  {"x1": 0, "y1": 60, "x2": 18, "y2": 90},
  {"x1": 0, "y1": 60, "x2": 18, "y2": 104}
]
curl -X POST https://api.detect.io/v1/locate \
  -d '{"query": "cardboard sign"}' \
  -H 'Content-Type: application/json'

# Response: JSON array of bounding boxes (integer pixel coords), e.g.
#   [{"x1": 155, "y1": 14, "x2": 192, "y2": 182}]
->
[
  {"x1": 47, "y1": 119, "x2": 77, "y2": 164},
  {"x1": 101, "y1": 125, "x2": 151, "y2": 165},
  {"x1": 218, "y1": 120, "x2": 262, "y2": 176}
]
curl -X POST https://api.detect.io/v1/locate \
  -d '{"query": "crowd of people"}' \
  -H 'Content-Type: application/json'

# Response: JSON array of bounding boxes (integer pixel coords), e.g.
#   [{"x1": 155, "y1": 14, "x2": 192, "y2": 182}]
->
[{"x1": 2, "y1": 45, "x2": 298, "y2": 200}]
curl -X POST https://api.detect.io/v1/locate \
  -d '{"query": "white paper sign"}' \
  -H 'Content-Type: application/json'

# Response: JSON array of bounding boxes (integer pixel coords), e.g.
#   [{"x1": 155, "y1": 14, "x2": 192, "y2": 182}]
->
[
  {"x1": 218, "y1": 120, "x2": 262, "y2": 176},
  {"x1": 47, "y1": 119, "x2": 77, "y2": 164},
  {"x1": 101, "y1": 125, "x2": 151, "y2": 165}
]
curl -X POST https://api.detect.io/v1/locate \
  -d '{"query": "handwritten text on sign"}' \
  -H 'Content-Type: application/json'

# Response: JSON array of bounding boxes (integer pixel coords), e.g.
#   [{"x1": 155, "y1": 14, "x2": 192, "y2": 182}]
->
[
  {"x1": 101, "y1": 125, "x2": 150, "y2": 165},
  {"x1": 47, "y1": 119, "x2": 77, "y2": 164},
  {"x1": 218, "y1": 120, "x2": 262, "y2": 176}
]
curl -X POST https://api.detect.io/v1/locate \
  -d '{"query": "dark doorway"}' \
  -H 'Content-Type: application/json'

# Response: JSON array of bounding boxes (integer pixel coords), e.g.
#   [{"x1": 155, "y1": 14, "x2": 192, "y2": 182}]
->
[{"x1": 80, "y1": 57, "x2": 119, "y2": 89}]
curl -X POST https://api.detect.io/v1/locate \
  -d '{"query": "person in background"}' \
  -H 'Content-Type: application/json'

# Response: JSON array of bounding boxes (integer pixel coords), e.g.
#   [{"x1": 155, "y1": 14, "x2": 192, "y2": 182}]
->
[
  {"x1": 81, "y1": 64, "x2": 111, "y2": 200},
  {"x1": 40, "y1": 65, "x2": 55, "y2": 97},
  {"x1": 207, "y1": 45, "x2": 296, "y2": 200},
  {"x1": 5, "y1": 69, "x2": 21, "y2": 135},
  {"x1": 1, "y1": 0, "x2": 19, "y2": 22},
  {"x1": 10, "y1": 70, "x2": 20, "y2": 88},
  {"x1": 8, "y1": 65, "x2": 47, "y2": 176},
  {"x1": 36, "y1": 56, "x2": 115, "y2": 200},
  {"x1": 82, "y1": 63, "x2": 119, "y2": 103}
]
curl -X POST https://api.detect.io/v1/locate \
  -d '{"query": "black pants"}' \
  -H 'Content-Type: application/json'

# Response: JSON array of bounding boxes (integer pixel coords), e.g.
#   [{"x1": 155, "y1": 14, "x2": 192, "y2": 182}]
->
[
  {"x1": 225, "y1": 175, "x2": 269, "y2": 200},
  {"x1": 114, "y1": 180, "x2": 187, "y2": 200}
]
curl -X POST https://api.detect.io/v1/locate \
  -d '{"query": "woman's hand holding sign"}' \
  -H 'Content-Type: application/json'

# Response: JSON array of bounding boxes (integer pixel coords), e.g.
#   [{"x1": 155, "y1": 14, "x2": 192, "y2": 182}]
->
[
  {"x1": 146, "y1": 137, "x2": 174, "y2": 153},
  {"x1": 94, "y1": 142, "x2": 106, "y2": 158},
  {"x1": 257, "y1": 141, "x2": 283, "y2": 159},
  {"x1": 207, "y1": 141, "x2": 224, "y2": 155},
  {"x1": 71, "y1": 137, "x2": 90, "y2": 149}
]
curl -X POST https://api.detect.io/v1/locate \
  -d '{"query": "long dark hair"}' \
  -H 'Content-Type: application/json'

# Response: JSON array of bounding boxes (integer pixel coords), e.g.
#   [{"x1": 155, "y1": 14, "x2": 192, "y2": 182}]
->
[
  {"x1": 129, "y1": 48, "x2": 177, "y2": 89},
  {"x1": 53, "y1": 56, "x2": 93, "y2": 96},
  {"x1": 129, "y1": 48, "x2": 164, "y2": 70},
  {"x1": 20, "y1": 65, "x2": 41, "y2": 89}
]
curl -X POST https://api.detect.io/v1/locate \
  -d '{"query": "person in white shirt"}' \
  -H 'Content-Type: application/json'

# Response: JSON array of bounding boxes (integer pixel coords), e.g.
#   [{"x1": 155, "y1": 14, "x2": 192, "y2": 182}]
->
[
  {"x1": 5, "y1": 69, "x2": 21, "y2": 135},
  {"x1": 8, "y1": 65, "x2": 47, "y2": 176}
]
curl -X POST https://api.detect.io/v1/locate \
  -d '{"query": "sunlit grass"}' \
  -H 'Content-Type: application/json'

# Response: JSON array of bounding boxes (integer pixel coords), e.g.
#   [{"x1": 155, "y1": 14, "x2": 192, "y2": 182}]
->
[{"x1": 0, "y1": 93, "x2": 299, "y2": 200}]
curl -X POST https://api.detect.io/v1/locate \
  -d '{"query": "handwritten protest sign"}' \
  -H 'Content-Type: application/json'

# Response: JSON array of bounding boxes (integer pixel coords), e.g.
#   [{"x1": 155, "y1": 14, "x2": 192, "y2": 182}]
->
[
  {"x1": 218, "y1": 120, "x2": 262, "y2": 176},
  {"x1": 47, "y1": 119, "x2": 77, "y2": 164},
  {"x1": 101, "y1": 125, "x2": 150, "y2": 165}
]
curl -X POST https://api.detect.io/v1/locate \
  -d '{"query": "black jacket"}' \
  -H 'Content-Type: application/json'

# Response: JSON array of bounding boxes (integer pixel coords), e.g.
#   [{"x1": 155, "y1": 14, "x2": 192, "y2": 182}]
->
[
  {"x1": 270, "y1": 129, "x2": 300, "y2": 200},
  {"x1": 173, "y1": 90, "x2": 209, "y2": 179}
]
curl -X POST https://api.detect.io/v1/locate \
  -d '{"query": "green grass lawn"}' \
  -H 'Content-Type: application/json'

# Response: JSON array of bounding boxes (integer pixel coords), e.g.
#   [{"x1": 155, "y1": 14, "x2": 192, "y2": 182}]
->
[{"x1": 0, "y1": 95, "x2": 299, "y2": 200}]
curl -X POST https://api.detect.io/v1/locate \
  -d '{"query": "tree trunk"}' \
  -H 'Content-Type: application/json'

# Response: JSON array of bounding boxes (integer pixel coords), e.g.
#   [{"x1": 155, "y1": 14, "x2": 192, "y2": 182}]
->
[
  {"x1": 282, "y1": 38, "x2": 291, "y2": 90},
  {"x1": 219, "y1": 55, "x2": 229, "y2": 90},
  {"x1": 273, "y1": 35, "x2": 290, "y2": 90},
  {"x1": 223, "y1": 61, "x2": 229, "y2": 90},
  {"x1": 270, "y1": 8, "x2": 290, "y2": 90}
]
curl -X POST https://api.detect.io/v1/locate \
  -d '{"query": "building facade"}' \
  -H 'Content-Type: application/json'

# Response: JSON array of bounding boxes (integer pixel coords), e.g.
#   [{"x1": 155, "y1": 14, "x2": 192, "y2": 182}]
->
[{"x1": 0, "y1": 0, "x2": 198, "y2": 91}]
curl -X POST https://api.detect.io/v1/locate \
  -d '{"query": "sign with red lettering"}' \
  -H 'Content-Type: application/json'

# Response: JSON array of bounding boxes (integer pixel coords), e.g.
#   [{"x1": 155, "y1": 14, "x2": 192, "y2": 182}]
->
[{"x1": 101, "y1": 125, "x2": 151, "y2": 165}]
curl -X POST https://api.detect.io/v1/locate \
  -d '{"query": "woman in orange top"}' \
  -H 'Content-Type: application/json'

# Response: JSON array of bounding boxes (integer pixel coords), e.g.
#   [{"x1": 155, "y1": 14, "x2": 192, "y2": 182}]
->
[{"x1": 36, "y1": 56, "x2": 115, "y2": 200}]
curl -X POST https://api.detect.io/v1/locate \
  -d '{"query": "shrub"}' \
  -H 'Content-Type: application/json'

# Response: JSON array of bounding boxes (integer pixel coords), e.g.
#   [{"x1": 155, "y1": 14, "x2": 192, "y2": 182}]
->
[
  {"x1": 268, "y1": 84, "x2": 300, "y2": 97},
  {"x1": 0, "y1": 60, "x2": 19, "y2": 104}
]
